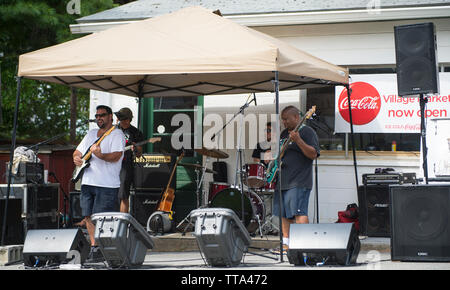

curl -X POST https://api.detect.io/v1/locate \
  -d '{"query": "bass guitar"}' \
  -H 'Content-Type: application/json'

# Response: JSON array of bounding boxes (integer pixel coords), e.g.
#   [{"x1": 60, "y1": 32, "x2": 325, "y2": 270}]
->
[
  {"x1": 265, "y1": 106, "x2": 316, "y2": 184},
  {"x1": 71, "y1": 125, "x2": 117, "y2": 183}
]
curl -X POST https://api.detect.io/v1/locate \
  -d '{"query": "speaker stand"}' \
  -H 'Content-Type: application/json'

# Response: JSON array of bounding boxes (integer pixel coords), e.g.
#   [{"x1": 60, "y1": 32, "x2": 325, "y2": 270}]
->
[{"x1": 419, "y1": 94, "x2": 429, "y2": 184}]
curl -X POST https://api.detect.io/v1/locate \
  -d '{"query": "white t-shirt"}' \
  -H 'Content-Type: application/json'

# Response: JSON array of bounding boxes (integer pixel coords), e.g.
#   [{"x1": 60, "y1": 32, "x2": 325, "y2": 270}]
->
[{"x1": 76, "y1": 128, "x2": 125, "y2": 188}]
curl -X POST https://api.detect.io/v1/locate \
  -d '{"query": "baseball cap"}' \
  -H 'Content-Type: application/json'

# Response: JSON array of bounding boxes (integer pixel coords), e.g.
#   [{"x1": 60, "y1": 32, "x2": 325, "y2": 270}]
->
[{"x1": 114, "y1": 107, "x2": 133, "y2": 120}]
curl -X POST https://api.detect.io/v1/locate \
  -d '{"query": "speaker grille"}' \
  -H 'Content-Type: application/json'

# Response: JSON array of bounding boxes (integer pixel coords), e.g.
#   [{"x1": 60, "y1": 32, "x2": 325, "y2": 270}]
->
[
  {"x1": 357, "y1": 185, "x2": 390, "y2": 237},
  {"x1": 390, "y1": 184, "x2": 450, "y2": 261},
  {"x1": 394, "y1": 22, "x2": 439, "y2": 96}
]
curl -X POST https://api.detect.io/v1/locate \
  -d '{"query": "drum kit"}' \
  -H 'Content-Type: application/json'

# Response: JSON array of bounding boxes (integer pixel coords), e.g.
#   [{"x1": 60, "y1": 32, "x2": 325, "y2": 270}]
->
[
  {"x1": 177, "y1": 147, "x2": 278, "y2": 236},
  {"x1": 177, "y1": 94, "x2": 278, "y2": 236}
]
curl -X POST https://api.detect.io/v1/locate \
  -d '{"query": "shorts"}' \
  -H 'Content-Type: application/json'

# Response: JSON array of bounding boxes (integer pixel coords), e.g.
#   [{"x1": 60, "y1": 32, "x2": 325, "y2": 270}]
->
[
  {"x1": 81, "y1": 185, "x2": 119, "y2": 217},
  {"x1": 273, "y1": 187, "x2": 311, "y2": 219},
  {"x1": 118, "y1": 166, "x2": 133, "y2": 200}
]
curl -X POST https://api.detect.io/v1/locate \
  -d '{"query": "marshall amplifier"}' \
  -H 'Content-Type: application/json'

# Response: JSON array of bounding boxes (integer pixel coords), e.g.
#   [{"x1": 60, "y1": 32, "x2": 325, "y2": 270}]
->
[
  {"x1": 133, "y1": 154, "x2": 176, "y2": 190},
  {"x1": 130, "y1": 190, "x2": 162, "y2": 226}
]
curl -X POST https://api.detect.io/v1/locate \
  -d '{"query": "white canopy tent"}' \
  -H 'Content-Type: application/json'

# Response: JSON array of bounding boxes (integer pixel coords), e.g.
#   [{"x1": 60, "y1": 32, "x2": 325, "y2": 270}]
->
[{"x1": 5, "y1": 7, "x2": 358, "y2": 256}]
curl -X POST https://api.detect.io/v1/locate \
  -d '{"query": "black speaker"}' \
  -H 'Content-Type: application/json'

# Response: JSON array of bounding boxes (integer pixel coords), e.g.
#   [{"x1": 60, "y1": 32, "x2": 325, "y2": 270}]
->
[
  {"x1": 133, "y1": 154, "x2": 176, "y2": 190},
  {"x1": 6, "y1": 162, "x2": 44, "y2": 184},
  {"x1": 130, "y1": 190, "x2": 161, "y2": 226},
  {"x1": 394, "y1": 22, "x2": 439, "y2": 96},
  {"x1": 26, "y1": 184, "x2": 60, "y2": 229},
  {"x1": 0, "y1": 198, "x2": 24, "y2": 245},
  {"x1": 212, "y1": 161, "x2": 228, "y2": 183},
  {"x1": 390, "y1": 184, "x2": 450, "y2": 262},
  {"x1": 357, "y1": 185, "x2": 390, "y2": 237},
  {"x1": 69, "y1": 191, "x2": 83, "y2": 224},
  {"x1": 287, "y1": 223, "x2": 360, "y2": 266},
  {"x1": 23, "y1": 228, "x2": 90, "y2": 267}
]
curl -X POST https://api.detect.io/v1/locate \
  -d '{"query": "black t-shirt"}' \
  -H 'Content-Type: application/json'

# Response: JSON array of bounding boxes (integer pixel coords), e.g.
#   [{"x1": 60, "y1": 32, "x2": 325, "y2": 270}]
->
[
  {"x1": 120, "y1": 125, "x2": 145, "y2": 167},
  {"x1": 252, "y1": 141, "x2": 276, "y2": 165},
  {"x1": 278, "y1": 125, "x2": 320, "y2": 190}
]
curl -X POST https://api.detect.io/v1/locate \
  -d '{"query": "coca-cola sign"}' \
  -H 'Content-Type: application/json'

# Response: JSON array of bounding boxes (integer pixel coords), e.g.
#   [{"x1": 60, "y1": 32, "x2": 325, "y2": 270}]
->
[{"x1": 338, "y1": 82, "x2": 382, "y2": 125}]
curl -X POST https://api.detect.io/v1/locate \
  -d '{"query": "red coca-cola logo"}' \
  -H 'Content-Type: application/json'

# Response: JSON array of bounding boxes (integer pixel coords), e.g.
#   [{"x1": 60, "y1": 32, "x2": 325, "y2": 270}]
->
[{"x1": 338, "y1": 82, "x2": 381, "y2": 125}]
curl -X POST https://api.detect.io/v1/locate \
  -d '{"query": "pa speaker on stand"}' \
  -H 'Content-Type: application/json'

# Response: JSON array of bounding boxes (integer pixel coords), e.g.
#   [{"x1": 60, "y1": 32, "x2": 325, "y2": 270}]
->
[{"x1": 394, "y1": 22, "x2": 439, "y2": 96}]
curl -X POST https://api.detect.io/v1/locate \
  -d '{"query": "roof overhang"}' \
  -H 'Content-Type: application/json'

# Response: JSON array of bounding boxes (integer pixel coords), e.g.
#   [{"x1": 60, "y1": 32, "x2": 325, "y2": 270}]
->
[{"x1": 70, "y1": 5, "x2": 450, "y2": 34}]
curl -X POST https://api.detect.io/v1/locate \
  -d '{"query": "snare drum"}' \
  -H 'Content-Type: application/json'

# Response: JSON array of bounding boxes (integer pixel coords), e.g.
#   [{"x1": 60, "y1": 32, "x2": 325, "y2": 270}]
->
[
  {"x1": 243, "y1": 162, "x2": 266, "y2": 189},
  {"x1": 208, "y1": 182, "x2": 230, "y2": 201},
  {"x1": 210, "y1": 187, "x2": 265, "y2": 233}
]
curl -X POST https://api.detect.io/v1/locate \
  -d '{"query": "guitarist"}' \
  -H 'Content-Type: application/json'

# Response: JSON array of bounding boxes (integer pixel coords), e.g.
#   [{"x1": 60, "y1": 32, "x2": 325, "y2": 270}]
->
[
  {"x1": 73, "y1": 105, "x2": 125, "y2": 262},
  {"x1": 114, "y1": 107, "x2": 145, "y2": 213},
  {"x1": 272, "y1": 105, "x2": 320, "y2": 254}
]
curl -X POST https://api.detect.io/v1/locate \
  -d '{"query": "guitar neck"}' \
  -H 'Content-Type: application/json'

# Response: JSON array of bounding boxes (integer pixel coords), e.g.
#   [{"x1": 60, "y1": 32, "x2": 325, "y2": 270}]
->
[{"x1": 82, "y1": 125, "x2": 117, "y2": 160}]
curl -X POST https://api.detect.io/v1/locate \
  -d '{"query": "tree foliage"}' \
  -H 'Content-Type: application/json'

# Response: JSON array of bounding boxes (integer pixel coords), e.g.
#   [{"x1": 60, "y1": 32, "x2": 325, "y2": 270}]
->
[{"x1": 0, "y1": 0, "x2": 118, "y2": 143}]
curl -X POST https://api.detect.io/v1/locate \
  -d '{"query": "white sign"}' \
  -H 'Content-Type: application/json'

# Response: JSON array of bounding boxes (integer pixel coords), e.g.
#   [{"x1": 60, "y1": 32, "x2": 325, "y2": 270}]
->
[{"x1": 335, "y1": 73, "x2": 450, "y2": 133}]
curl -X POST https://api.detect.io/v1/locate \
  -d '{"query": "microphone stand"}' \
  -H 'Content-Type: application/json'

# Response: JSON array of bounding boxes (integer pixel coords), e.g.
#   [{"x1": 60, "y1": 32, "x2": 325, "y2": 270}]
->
[{"x1": 210, "y1": 94, "x2": 256, "y2": 226}]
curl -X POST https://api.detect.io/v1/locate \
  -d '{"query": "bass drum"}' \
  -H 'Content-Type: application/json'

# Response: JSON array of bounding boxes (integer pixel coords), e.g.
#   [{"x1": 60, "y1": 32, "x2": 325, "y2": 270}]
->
[{"x1": 210, "y1": 187, "x2": 265, "y2": 234}]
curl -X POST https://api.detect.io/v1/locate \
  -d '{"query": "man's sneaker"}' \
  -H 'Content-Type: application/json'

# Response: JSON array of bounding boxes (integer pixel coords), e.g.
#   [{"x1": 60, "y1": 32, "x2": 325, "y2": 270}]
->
[{"x1": 85, "y1": 246, "x2": 104, "y2": 263}]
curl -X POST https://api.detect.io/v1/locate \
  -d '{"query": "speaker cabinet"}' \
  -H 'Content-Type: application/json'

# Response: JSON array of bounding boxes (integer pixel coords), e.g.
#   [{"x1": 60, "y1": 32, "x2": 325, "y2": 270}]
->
[
  {"x1": 357, "y1": 185, "x2": 390, "y2": 237},
  {"x1": 394, "y1": 22, "x2": 439, "y2": 96},
  {"x1": 130, "y1": 190, "x2": 161, "y2": 226},
  {"x1": 287, "y1": 223, "x2": 360, "y2": 266},
  {"x1": 390, "y1": 184, "x2": 450, "y2": 262},
  {"x1": 0, "y1": 183, "x2": 60, "y2": 230},
  {"x1": 0, "y1": 198, "x2": 24, "y2": 245},
  {"x1": 23, "y1": 228, "x2": 90, "y2": 266},
  {"x1": 190, "y1": 208, "x2": 251, "y2": 267},
  {"x1": 69, "y1": 191, "x2": 83, "y2": 225}
]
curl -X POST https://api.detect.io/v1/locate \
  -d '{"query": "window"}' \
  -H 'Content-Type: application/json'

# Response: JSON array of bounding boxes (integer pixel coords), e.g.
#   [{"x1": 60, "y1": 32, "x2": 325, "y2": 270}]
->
[{"x1": 306, "y1": 86, "x2": 420, "y2": 152}]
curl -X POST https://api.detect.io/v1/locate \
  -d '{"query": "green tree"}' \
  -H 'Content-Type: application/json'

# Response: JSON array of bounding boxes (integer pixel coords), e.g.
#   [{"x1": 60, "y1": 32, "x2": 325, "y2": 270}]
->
[{"x1": 0, "y1": 0, "x2": 117, "y2": 143}]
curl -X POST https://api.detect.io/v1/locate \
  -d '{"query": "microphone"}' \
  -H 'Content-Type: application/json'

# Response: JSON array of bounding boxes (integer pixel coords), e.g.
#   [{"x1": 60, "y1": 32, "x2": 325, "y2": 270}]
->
[{"x1": 86, "y1": 119, "x2": 97, "y2": 123}]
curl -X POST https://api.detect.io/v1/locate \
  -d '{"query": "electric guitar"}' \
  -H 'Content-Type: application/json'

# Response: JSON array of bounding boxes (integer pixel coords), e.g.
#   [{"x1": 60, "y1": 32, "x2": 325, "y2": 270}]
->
[
  {"x1": 124, "y1": 137, "x2": 161, "y2": 152},
  {"x1": 265, "y1": 106, "x2": 316, "y2": 184},
  {"x1": 71, "y1": 125, "x2": 117, "y2": 183}
]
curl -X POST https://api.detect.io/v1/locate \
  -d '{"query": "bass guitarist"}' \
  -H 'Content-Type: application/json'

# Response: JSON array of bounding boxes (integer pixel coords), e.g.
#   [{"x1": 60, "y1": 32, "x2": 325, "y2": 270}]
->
[
  {"x1": 72, "y1": 105, "x2": 125, "y2": 262},
  {"x1": 272, "y1": 105, "x2": 320, "y2": 254}
]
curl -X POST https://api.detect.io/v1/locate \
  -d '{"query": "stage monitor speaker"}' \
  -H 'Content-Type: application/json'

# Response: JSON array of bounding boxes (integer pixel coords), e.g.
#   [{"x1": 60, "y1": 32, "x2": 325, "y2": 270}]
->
[
  {"x1": 133, "y1": 154, "x2": 176, "y2": 190},
  {"x1": 357, "y1": 185, "x2": 390, "y2": 237},
  {"x1": 0, "y1": 198, "x2": 24, "y2": 245},
  {"x1": 390, "y1": 184, "x2": 450, "y2": 262},
  {"x1": 394, "y1": 22, "x2": 439, "y2": 96},
  {"x1": 23, "y1": 228, "x2": 90, "y2": 267},
  {"x1": 91, "y1": 212, "x2": 154, "y2": 268},
  {"x1": 287, "y1": 223, "x2": 360, "y2": 266},
  {"x1": 190, "y1": 208, "x2": 251, "y2": 267}
]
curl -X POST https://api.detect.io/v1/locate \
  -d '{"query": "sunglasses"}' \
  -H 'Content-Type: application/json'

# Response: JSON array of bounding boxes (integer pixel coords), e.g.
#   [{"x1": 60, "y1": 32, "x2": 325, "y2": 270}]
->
[{"x1": 95, "y1": 113, "x2": 109, "y2": 118}]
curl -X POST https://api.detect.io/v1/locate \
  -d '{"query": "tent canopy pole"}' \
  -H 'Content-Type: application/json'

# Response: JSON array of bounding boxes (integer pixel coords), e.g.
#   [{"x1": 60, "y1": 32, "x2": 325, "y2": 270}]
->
[{"x1": 1, "y1": 76, "x2": 22, "y2": 246}]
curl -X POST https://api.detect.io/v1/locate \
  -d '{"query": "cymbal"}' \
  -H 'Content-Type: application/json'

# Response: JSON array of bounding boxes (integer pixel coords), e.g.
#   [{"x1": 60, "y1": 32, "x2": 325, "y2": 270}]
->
[
  {"x1": 194, "y1": 147, "x2": 229, "y2": 159},
  {"x1": 179, "y1": 163, "x2": 217, "y2": 174}
]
